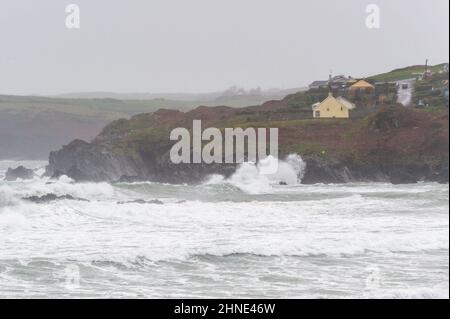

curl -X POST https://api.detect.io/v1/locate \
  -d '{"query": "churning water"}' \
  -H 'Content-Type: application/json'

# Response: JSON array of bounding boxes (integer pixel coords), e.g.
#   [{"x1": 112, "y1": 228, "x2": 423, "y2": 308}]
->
[{"x1": 0, "y1": 159, "x2": 448, "y2": 298}]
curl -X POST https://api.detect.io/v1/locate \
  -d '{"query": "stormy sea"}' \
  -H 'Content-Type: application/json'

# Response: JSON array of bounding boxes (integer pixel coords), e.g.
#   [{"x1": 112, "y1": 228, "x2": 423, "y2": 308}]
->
[{"x1": 0, "y1": 157, "x2": 448, "y2": 299}]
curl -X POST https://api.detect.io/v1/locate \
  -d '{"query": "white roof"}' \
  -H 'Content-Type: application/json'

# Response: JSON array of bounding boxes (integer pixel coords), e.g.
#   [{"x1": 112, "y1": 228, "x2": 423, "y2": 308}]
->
[{"x1": 336, "y1": 96, "x2": 356, "y2": 110}]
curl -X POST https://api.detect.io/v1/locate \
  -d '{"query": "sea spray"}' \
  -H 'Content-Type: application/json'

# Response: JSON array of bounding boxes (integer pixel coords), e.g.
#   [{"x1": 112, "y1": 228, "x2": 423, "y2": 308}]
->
[
  {"x1": 206, "y1": 154, "x2": 306, "y2": 194},
  {"x1": 0, "y1": 160, "x2": 448, "y2": 298}
]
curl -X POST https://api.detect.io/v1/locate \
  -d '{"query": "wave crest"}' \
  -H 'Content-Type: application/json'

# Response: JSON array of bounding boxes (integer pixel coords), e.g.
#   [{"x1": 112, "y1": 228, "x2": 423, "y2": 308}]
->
[{"x1": 206, "y1": 154, "x2": 306, "y2": 194}]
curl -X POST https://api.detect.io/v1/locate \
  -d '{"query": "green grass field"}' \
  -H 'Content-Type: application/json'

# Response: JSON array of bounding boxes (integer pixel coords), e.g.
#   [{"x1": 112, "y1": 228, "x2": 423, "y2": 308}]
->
[
  {"x1": 369, "y1": 64, "x2": 447, "y2": 82},
  {"x1": 0, "y1": 94, "x2": 275, "y2": 121}
]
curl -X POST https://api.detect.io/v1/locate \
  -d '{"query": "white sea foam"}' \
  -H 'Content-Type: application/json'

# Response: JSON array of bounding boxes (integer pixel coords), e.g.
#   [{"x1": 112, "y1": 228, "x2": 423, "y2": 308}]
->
[
  {"x1": 207, "y1": 154, "x2": 306, "y2": 194},
  {"x1": 0, "y1": 159, "x2": 448, "y2": 298},
  {"x1": 366, "y1": 283, "x2": 450, "y2": 299},
  {"x1": 1, "y1": 176, "x2": 115, "y2": 201},
  {"x1": 0, "y1": 207, "x2": 29, "y2": 229}
]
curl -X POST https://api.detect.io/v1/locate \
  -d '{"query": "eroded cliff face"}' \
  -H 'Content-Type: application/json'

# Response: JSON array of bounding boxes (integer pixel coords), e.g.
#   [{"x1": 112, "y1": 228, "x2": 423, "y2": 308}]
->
[
  {"x1": 46, "y1": 139, "x2": 145, "y2": 182},
  {"x1": 301, "y1": 159, "x2": 448, "y2": 184},
  {"x1": 45, "y1": 102, "x2": 449, "y2": 185},
  {"x1": 46, "y1": 138, "x2": 237, "y2": 184}
]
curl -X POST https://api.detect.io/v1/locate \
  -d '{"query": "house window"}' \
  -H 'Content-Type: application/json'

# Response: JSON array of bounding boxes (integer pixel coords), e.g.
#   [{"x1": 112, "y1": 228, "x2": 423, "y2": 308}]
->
[
  {"x1": 315, "y1": 111, "x2": 320, "y2": 118},
  {"x1": 341, "y1": 106, "x2": 343, "y2": 111}
]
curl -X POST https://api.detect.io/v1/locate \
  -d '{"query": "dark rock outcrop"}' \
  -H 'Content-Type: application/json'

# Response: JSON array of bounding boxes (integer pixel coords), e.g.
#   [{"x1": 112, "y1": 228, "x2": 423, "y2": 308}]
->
[
  {"x1": 23, "y1": 193, "x2": 89, "y2": 203},
  {"x1": 45, "y1": 139, "x2": 237, "y2": 184},
  {"x1": 301, "y1": 159, "x2": 449, "y2": 184},
  {"x1": 4, "y1": 166, "x2": 34, "y2": 181},
  {"x1": 46, "y1": 139, "x2": 144, "y2": 182},
  {"x1": 117, "y1": 199, "x2": 164, "y2": 205}
]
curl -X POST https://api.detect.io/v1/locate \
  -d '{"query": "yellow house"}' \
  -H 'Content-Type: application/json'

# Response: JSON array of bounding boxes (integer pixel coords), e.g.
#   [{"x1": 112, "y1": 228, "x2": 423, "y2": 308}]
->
[{"x1": 312, "y1": 93, "x2": 355, "y2": 119}]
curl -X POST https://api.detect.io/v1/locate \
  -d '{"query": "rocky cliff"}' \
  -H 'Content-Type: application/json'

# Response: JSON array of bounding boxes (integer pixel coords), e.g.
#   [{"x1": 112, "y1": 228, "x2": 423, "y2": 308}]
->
[{"x1": 45, "y1": 100, "x2": 449, "y2": 184}]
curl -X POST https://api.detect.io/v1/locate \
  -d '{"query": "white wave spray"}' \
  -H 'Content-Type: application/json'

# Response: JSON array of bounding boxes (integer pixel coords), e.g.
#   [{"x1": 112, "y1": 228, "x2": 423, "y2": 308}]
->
[{"x1": 207, "y1": 154, "x2": 306, "y2": 194}]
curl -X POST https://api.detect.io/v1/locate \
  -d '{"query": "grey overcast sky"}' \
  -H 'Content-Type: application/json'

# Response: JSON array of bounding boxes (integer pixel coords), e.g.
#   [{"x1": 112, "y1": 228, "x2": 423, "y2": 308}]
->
[{"x1": 0, "y1": 0, "x2": 448, "y2": 95}]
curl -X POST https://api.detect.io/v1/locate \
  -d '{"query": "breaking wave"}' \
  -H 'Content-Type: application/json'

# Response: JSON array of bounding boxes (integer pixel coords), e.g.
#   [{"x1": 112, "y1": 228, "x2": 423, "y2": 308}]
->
[
  {"x1": 206, "y1": 154, "x2": 306, "y2": 194},
  {"x1": 0, "y1": 160, "x2": 448, "y2": 298}
]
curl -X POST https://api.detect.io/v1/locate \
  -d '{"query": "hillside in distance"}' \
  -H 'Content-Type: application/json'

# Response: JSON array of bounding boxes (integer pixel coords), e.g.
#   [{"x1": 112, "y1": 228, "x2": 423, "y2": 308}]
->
[
  {"x1": 0, "y1": 95, "x2": 191, "y2": 159},
  {"x1": 53, "y1": 86, "x2": 303, "y2": 102},
  {"x1": 0, "y1": 87, "x2": 302, "y2": 159}
]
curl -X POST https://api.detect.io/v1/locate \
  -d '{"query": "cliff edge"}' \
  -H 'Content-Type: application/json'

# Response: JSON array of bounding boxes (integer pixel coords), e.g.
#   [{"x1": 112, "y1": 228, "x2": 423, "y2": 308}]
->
[{"x1": 45, "y1": 102, "x2": 449, "y2": 184}]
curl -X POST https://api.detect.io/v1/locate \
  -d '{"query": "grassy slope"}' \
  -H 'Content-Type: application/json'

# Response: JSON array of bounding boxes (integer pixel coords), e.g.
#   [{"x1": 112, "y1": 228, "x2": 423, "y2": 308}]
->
[
  {"x1": 369, "y1": 64, "x2": 446, "y2": 82},
  {"x1": 220, "y1": 108, "x2": 448, "y2": 165},
  {"x1": 93, "y1": 64, "x2": 449, "y2": 166},
  {"x1": 0, "y1": 94, "x2": 273, "y2": 119},
  {"x1": 97, "y1": 102, "x2": 449, "y2": 168},
  {"x1": 413, "y1": 72, "x2": 449, "y2": 108}
]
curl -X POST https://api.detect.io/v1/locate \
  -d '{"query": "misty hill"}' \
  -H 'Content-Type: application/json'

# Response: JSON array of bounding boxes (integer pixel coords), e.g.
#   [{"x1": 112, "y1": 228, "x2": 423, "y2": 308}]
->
[
  {"x1": 0, "y1": 88, "x2": 303, "y2": 159},
  {"x1": 0, "y1": 95, "x2": 191, "y2": 159},
  {"x1": 52, "y1": 86, "x2": 304, "y2": 102}
]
